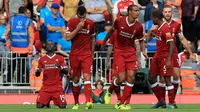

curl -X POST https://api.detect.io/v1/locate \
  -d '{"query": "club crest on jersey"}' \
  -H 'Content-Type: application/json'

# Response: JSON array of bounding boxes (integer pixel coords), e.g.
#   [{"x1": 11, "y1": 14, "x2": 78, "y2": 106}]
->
[{"x1": 130, "y1": 30, "x2": 136, "y2": 39}]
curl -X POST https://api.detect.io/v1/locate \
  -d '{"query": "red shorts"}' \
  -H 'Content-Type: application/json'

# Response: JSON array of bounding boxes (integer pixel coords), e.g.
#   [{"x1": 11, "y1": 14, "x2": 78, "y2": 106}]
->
[
  {"x1": 70, "y1": 55, "x2": 93, "y2": 76},
  {"x1": 150, "y1": 57, "x2": 174, "y2": 76},
  {"x1": 36, "y1": 85, "x2": 66, "y2": 105},
  {"x1": 115, "y1": 53, "x2": 138, "y2": 73},
  {"x1": 173, "y1": 53, "x2": 180, "y2": 68}
]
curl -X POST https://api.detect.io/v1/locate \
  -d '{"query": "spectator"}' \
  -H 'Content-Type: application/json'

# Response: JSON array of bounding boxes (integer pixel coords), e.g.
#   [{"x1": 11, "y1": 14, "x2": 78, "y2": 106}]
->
[
  {"x1": 29, "y1": 48, "x2": 46, "y2": 93},
  {"x1": 144, "y1": 0, "x2": 163, "y2": 22},
  {"x1": 60, "y1": 0, "x2": 83, "y2": 22},
  {"x1": 5, "y1": 6, "x2": 34, "y2": 84},
  {"x1": 164, "y1": 0, "x2": 182, "y2": 24},
  {"x1": 40, "y1": 0, "x2": 54, "y2": 46},
  {"x1": 181, "y1": 0, "x2": 199, "y2": 49},
  {"x1": 178, "y1": 41, "x2": 199, "y2": 66},
  {"x1": 4, "y1": 0, "x2": 28, "y2": 18},
  {"x1": 85, "y1": 0, "x2": 108, "y2": 33},
  {"x1": 37, "y1": 0, "x2": 60, "y2": 12},
  {"x1": 96, "y1": 22, "x2": 112, "y2": 47},
  {"x1": 46, "y1": 3, "x2": 65, "y2": 44},
  {"x1": 196, "y1": 0, "x2": 200, "y2": 53},
  {"x1": 113, "y1": 0, "x2": 137, "y2": 21},
  {"x1": 25, "y1": 8, "x2": 42, "y2": 51},
  {"x1": 57, "y1": 31, "x2": 72, "y2": 57},
  {"x1": 138, "y1": 0, "x2": 150, "y2": 6},
  {"x1": 91, "y1": 80, "x2": 106, "y2": 104},
  {"x1": 0, "y1": 14, "x2": 9, "y2": 75}
]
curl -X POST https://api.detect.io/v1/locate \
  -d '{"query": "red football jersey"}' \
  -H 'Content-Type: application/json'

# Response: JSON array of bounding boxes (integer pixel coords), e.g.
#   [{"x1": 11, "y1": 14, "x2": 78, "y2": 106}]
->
[
  {"x1": 38, "y1": 54, "x2": 66, "y2": 86},
  {"x1": 154, "y1": 22, "x2": 174, "y2": 58},
  {"x1": 113, "y1": 0, "x2": 136, "y2": 18},
  {"x1": 67, "y1": 18, "x2": 95, "y2": 55},
  {"x1": 168, "y1": 20, "x2": 182, "y2": 54},
  {"x1": 113, "y1": 16, "x2": 143, "y2": 54}
]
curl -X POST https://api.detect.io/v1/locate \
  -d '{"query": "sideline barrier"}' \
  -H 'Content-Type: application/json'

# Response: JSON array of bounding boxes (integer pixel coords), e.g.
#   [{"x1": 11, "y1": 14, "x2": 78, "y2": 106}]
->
[{"x1": 0, "y1": 94, "x2": 200, "y2": 104}]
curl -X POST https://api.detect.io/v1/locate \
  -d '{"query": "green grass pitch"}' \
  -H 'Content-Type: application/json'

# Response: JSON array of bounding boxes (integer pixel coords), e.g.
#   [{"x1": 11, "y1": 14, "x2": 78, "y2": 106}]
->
[{"x1": 0, "y1": 104, "x2": 200, "y2": 112}]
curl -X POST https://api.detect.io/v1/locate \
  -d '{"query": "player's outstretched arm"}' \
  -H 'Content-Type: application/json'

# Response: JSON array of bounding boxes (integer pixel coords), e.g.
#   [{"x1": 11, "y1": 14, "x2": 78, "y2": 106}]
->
[
  {"x1": 101, "y1": 27, "x2": 115, "y2": 49},
  {"x1": 178, "y1": 34, "x2": 195, "y2": 62},
  {"x1": 91, "y1": 34, "x2": 96, "y2": 58},
  {"x1": 146, "y1": 25, "x2": 158, "y2": 41},
  {"x1": 166, "y1": 41, "x2": 174, "y2": 69},
  {"x1": 139, "y1": 39, "x2": 148, "y2": 59},
  {"x1": 106, "y1": 45, "x2": 113, "y2": 70}
]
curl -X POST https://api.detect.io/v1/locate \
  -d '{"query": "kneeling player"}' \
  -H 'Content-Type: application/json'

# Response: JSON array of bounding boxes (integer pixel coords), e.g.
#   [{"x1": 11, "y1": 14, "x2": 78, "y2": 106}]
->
[{"x1": 35, "y1": 41, "x2": 68, "y2": 108}]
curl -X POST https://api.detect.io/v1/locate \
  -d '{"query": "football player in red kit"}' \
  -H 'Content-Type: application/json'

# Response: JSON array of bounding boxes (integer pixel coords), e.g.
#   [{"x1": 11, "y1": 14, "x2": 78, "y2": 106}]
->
[
  {"x1": 153, "y1": 5, "x2": 195, "y2": 109},
  {"x1": 147, "y1": 10, "x2": 175, "y2": 109},
  {"x1": 36, "y1": 41, "x2": 68, "y2": 109},
  {"x1": 102, "y1": 5, "x2": 147, "y2": 110},
  {"x1": 65, "y1": 6, "x2": 95, "y2": 110}
]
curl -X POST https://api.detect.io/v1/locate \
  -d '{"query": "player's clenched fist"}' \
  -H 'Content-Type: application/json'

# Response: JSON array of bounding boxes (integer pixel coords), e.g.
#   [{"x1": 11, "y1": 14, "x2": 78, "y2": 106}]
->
[{"x1": 77, "y1": 21, "x2": 85, "y2": 30}]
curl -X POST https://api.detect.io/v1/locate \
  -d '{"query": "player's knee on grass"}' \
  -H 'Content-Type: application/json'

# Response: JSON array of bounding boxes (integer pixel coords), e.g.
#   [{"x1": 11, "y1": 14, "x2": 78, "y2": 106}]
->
[
  {"x1": 73, "y1": 76, "x2": 80, "y2": 84},
  {"x1": 58, "y1": 104, "x2": 67, "y2": 109},
  {"x1": 148, "y1": 74, "x2": 157, "y2": 84},
  {"x1": 36, "y1": 103, "x2": 45, "y2": 108}
]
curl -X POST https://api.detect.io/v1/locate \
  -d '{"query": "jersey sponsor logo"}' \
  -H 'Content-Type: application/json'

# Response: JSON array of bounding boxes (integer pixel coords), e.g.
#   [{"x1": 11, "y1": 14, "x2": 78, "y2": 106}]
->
[
  {"x1": 119, "y1": 30, "x2": 136, "y2": 39},
  {"x1": 44, "y1": 64, "x2": 57, "y2": 69},
  {"x1": 78, "y1": 29, "x2": 90, "y2": 34}
]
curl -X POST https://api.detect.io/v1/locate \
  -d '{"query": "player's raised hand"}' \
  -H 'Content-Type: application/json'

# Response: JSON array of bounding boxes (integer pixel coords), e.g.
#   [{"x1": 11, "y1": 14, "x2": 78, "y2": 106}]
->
[{"x1": 77, "y1": 21, "x2": 85, "y2": 30}]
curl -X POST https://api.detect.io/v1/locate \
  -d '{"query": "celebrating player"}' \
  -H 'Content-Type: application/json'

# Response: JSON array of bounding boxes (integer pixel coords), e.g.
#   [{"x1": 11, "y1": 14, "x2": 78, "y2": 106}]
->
[
  {"x1": 102, "y1": 5, "x2": 146, "y2": 110},
  {"x1": 65, "y1": 6, "x2": 96, "y2": 110},
  {"x1": 152, "y1": 5, "x2": 195, "y2": 108},
  {"x1": 147, "y1": 10, "x2": 175, "y2": 109},
  {"x1": 35, "y1": 41, "x2": 68, "y2": 109}
]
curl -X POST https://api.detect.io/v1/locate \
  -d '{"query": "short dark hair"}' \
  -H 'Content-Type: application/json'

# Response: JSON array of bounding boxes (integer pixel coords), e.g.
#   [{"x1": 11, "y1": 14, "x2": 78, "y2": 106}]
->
[
  {"x1": 77, "y1": 6, "x2": 87, "y2": 16},
  {"x1": 152, "y1": 10, "x2": 163, "y2": 20},
  {"x1": 18, "y1": 6, "x2": 26, "y2": 14},
  {"x1": 127, "y1": 5, "x2": 138, "y2": 13}
]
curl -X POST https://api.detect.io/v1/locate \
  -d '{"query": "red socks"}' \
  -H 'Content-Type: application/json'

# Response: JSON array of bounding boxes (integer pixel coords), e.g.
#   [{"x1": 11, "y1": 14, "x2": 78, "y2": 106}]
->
[
  {"x1": 114, "y1": 86, "x2": 121, "y2": 100},
  {"x1": 172, "y1": 80, "x2": 180, "y2": 100},
  {"x1": 167, "y1": 86, "x2": 175, "y2": 105},
  {"x1": 84, "y1": 81, "x2": 92, "y2": 103},
  {"x1": 72, "y1": 82, "x2": 80, "y2": 104},
  {"x1": 159, "y1": 83, "x2": 166, "y2": 101},
  {"x1": 119, "y1": 82, "x2": 133, "y2": 105}
]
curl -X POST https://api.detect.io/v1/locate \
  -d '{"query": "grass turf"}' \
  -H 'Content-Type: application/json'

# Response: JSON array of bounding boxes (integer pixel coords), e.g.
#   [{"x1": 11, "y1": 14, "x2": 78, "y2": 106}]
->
[{"x1": 0, "y1": 104, "x2": 200, "y2": 112}]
